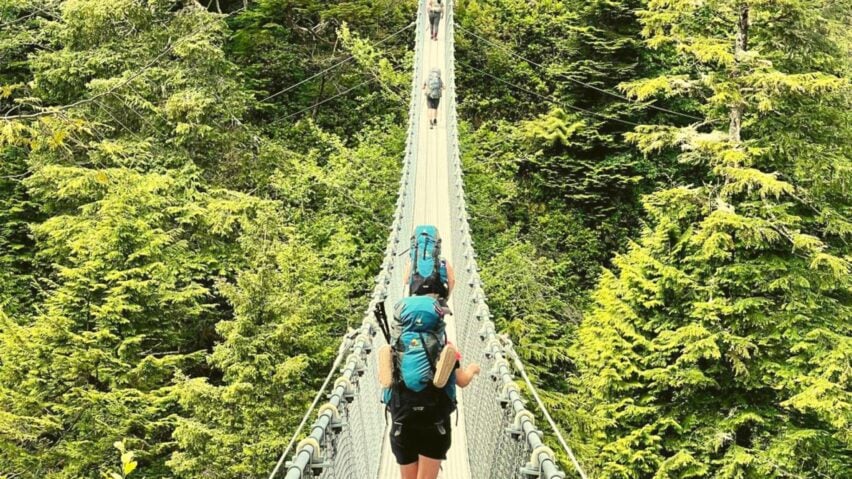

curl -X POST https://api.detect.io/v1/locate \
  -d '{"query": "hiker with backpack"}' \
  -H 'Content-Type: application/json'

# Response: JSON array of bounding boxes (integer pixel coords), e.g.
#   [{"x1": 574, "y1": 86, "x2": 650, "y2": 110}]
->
[
  {"x1": 376, "y1": 295, "x2": 481, "y2": 479},
  {"x1": 423, "y1": 68, "x2": 444, "y2": 128},
  {"x1": 403, "y1": 225, "x2": 455, "y2": 307},
  {"x1": 427, "y1": 0, "x2": 444, "y2": 41}
]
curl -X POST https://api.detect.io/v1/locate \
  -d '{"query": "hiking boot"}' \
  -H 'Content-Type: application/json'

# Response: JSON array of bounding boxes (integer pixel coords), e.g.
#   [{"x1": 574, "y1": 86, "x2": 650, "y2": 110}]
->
[
  {"x1": 378, "y1": 344, "x2": 393, "y2": 388},
  {"x1": 433, "y1": 343, "x2": 458, "y2": 388}
]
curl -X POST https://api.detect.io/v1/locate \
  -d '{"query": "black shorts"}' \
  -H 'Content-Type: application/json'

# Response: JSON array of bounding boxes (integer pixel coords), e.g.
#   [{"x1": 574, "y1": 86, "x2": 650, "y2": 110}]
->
[
  {"x1": 390, "y1": 417, "x2": 452, "y2": 464},
  {"x1": 427, "y1": 97, "x2": 440, "y2": 109}
]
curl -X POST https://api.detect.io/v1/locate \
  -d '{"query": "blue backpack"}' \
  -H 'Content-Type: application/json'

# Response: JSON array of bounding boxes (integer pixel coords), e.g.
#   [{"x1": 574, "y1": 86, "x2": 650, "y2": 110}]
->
[
  {"x1": 409, "y1": 225, "x2": 449, "y2": 297},
  {"x1": 382, "y1": 296, "x2": 457, "y2": 424}
]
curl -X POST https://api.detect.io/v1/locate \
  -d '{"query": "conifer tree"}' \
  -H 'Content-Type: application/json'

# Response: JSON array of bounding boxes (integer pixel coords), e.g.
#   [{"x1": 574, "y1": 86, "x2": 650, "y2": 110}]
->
[
  {"x1": 572, "y1": 1, "x2": 851, "y2": 477},
  {"x1": 1, "y1": 1, "x2": 279, "y2": 475}
]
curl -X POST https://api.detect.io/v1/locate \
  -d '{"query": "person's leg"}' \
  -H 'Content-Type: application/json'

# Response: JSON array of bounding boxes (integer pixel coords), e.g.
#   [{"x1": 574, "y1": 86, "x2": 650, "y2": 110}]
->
[
  {"x1": 416, "y1": 456, "x2": 442, "y2": 479},
  {"x1": 417, "y1": 418, "x2": 451, "y2": 478},
  {"x1": 400, "y1": 462, "x2": 419, "y2": 479},
  {"x1": 391, "y1": 422, "x2": 419, "y2": 477}
]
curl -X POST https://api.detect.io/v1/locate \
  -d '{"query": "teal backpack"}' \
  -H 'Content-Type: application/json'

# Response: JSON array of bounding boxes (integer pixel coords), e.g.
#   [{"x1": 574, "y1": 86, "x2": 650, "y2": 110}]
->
[
  {"x1": 381, "y1": 296, "x2": 457, "y2": 424},
  {"x1": 409, "y1": 225, "x2": 449, "y2": 297}
]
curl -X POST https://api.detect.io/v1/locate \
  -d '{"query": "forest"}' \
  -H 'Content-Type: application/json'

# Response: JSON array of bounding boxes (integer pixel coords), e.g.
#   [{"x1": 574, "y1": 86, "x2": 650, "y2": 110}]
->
[{"x1": 0, "y1": 0, "x2": 849, "y2": 478}]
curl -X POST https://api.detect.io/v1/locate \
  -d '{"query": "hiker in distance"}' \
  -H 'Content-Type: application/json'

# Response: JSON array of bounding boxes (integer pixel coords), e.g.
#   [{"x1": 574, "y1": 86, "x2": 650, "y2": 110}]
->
[
  {"x1": 378, "y1": 295, "x2": 480, "y2": 479},
  {"x1": 423, "y1": 68, "x2": 444, "y2": 129},
  {"x1": 427, "y1": 0, "x2": 444, "y2": 41}
]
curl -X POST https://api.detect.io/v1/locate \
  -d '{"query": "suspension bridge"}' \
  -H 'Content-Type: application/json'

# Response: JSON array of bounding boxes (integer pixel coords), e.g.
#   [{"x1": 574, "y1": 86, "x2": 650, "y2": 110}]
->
[{"x1": 270, "y1": 2, "x2": 577, "y2": 478}]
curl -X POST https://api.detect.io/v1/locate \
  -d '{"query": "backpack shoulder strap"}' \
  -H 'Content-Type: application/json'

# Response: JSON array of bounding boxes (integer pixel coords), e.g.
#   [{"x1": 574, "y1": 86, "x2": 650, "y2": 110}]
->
[
  {"x1": 418, "y1": 332, "x2": 438, "y2": 374},
  {"x1": 411, "y1": 235, "x2": 419, "y2": 276},
  {"x1": 432, "y1": 238, "x2": 442, "y2": 274}
]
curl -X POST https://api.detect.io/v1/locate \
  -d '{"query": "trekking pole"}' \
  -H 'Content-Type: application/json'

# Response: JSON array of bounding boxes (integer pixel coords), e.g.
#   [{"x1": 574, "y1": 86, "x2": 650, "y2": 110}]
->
[{"x1": 374, "y1": 301, "x2": 391, "y2": 344}]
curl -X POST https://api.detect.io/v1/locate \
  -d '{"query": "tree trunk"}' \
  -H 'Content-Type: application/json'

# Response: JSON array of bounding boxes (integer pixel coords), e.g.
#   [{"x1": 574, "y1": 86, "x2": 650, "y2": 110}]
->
[
  {"x1": 313, "y1": 36, "x2": 339, "y2": 119},
  {"x1": 729, "y1": 3, "x2": 749, "y2": 143}
]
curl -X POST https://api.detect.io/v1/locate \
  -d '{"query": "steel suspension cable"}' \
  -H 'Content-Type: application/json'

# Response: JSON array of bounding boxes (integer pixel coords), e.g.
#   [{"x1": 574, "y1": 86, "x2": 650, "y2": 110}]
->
[
  {"x1": 458, "y1": 60, "x2": 640, "y2": 127},
  {"x1": 259, "y1": 21, "x2": 416, "y2": 103},
  {"x1": 500, "y1": 336, "x2": 589, "y2": 479},
  {"x1": 270, "y1": 4, "x2": 426, "y2": 478},
  {"x1": 3, "y1": 4, "x2": 250, "y2": 120},
  {"x1": 271, "y1": 78, "x2": 376, "y2": 124},
  {"x1": 455, "y1": 23, "x2": 705, "y2": 122},
  {"x1": 267, "y1": 334, "x2": 356, "y2": 479}
]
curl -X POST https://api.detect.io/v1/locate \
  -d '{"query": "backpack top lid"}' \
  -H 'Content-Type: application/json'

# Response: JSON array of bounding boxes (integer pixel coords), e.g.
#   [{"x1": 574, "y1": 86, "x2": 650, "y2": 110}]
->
[
  {"x1": 413, "y1": 224, "x2": 439, "y2": 241},
  {"x1": 394, "y1": 295, "x2": 444, "y2": 334}
]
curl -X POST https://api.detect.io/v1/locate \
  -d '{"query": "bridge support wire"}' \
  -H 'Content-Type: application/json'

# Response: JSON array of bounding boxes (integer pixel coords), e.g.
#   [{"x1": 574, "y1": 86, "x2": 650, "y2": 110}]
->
[
  {"x1": 267, "y1": 332, "x2": 357, "y2": 479},
  {"x1": 272, "y1": 2, "x2": 426, "y2": 479},
  {"x1": 444, "y1": 2, "x2": 571, "y2": 478},
  {"x1": 500, "y1": 336, "x2": 589, "y2": 479},
  {"x1": 274, "y1": 1, "x2": 576, "y2": 477}
]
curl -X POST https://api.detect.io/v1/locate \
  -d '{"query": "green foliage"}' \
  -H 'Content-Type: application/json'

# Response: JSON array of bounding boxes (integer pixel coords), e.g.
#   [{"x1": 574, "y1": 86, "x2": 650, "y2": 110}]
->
[
  {"x1": 101, "y1": 440, "x2": 139, "y2": 479},
  {"x1": 0, "y1": 0, "x2": 849, "y2": 478},
  {"x1": 570, "y1": 0, "x2": 852, "y2": 477},
  {"x1": 0, "y1": 1, "x2": 404, "y2": 478},
  {"x1": 168, "y1": 121, "x2": 402, "y2": 478},
  {"x1": 228, "y1": 0, "x2": 415, "y2": 133}
]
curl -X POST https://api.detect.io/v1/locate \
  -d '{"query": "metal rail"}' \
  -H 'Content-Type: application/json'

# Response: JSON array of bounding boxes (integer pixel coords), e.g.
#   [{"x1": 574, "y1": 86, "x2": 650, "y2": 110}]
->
[
  {"x1": 275, "y1": 1, "x2": 426, "y2": 478},
  {"x1": 444, "y1": 2, "x2": 569, "y2": 477}
]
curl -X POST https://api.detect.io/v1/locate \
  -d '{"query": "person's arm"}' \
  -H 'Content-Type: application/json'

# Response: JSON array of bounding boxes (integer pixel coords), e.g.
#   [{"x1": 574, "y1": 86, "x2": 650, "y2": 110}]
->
[
  {"x1": 445, "y1": 261, "x2": 455, "y2": 297},
  {"x1": 456, "y1": 363, "x2": 480, "y2": 388}
]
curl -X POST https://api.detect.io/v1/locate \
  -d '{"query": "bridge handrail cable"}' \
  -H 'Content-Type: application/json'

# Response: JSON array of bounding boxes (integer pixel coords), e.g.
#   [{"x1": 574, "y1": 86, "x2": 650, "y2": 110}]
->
[
  {"x1": 274, "y1": 2, "x2": 579, "y2": 477},
  {"x1": 273, "y1": 2, "x2": 426, "y2": 478},
  {"x1": 445, "y1": 3, "x2": 571, "y2": 477}
]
